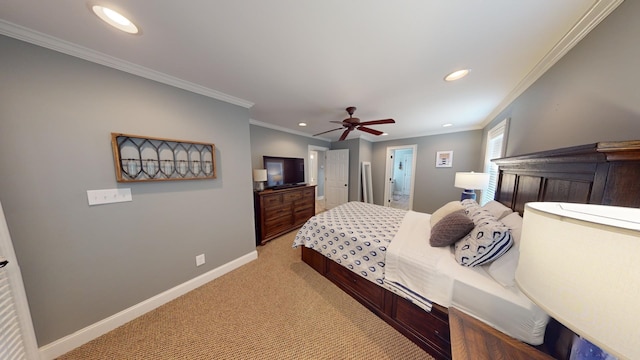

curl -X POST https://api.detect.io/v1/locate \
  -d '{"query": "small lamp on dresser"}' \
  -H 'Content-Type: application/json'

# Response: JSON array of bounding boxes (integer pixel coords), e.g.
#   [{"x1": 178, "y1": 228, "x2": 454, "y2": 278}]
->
[
  {"x1": 253, "y1": 169, "x2": 267, "y2": 191},
  {"x1": 517, "y1": 202, "x2": 640, "y2": 360},
  {"x1": 454, "y1": 172, "x2": 489, "y2": 201}
]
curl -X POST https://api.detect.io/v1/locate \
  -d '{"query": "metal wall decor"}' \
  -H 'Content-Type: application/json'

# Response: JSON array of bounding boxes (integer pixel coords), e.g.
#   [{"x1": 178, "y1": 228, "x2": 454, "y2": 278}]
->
[{"x1": 111, "y1": 133, "x2": 216, "y2": 182}]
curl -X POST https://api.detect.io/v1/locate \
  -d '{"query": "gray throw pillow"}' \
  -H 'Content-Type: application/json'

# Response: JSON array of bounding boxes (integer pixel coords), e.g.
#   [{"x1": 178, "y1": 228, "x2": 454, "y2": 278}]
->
[{"x1": 430, "y1": 210, "x2": 474, "y2": 247}]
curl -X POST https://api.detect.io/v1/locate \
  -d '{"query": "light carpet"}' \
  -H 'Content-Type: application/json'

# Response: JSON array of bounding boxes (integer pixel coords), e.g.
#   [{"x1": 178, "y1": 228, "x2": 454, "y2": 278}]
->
[{"x1": 57, "y1": 230, "x2": 434, "y2": 359}]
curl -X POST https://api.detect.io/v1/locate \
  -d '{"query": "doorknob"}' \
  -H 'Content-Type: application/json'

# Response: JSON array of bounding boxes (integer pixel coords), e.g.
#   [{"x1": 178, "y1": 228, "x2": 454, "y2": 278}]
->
[{"x1": 344, "y1": 184, "x2": 347, "y2": 186}]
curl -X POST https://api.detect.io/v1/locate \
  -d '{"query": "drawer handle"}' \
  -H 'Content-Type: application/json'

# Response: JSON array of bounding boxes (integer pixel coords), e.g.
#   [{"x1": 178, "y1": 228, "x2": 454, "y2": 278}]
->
[{"x1": 434, "y1": 330, "x2": 450, "y2": 343}]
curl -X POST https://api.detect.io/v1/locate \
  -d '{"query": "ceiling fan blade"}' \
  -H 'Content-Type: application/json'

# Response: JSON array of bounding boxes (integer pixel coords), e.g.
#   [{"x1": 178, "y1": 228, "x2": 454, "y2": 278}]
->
[
  {"x1": 329, "y1": 121, "x2": 346, "y2": 125},
  {"x1": 313, "y1": 127, "x2": 343, "y2": 136},
  {"x1": 357, "y1": 126, "x2": 383, "y2": 136},
  {"x1": 358, "y1": 119, "x2": 395, "y2": 126},
  {"x1": 339, "y1": 129, "x2": 351, "y2": 141}
]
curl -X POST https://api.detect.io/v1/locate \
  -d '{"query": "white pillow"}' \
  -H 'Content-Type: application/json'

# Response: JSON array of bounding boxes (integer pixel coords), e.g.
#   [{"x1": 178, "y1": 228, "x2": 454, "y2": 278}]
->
[
  {"x1": 498, "y1": 212, "x2": 523, "y2": 248},
  {"x1": 485, "y1": 247, "x2": 519, "y2": 287},
  {"x1": 482, "y1": 200, "x2": 513, "y2": 220},
  {"x1": 485, "y1": 212, "x2": 523, "y2": 287},
  {"x1": 430, "y1": 201, "x2": 463, "y2": 227}
]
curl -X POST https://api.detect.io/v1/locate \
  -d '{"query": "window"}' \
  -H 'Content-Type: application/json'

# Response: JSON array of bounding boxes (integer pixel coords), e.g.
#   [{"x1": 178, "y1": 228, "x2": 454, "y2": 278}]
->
[{"x1": 480, "y1": 119, "x2": 508, "y2": 205}]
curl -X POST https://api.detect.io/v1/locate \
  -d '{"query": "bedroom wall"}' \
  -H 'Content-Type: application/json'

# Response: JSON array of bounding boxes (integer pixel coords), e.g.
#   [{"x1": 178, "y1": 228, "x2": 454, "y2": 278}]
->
[
  {"x1": 249, "y1": 124, "x2": 330, "y2": 179},
  {"x1": 0, "y1": 35, "x2": 256, "y2": 346},
  {"x1": 372, "y1": 130, "x2": 482, "y2": 214},
  {"x1": 483, "y1": 0, "x2": 640, "y2": 156}
]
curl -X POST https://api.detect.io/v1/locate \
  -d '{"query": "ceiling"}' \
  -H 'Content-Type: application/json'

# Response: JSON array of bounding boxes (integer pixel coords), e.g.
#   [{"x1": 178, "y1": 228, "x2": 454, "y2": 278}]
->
[{"x1": 0, "y1": 1, "x2": 622, "y2": 142}]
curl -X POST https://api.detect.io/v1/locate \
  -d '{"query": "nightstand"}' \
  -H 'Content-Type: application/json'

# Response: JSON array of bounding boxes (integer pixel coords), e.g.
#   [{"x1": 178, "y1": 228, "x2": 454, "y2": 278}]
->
[{"x1": 449, "y1": 307, "x2": 553, "y2": 360}]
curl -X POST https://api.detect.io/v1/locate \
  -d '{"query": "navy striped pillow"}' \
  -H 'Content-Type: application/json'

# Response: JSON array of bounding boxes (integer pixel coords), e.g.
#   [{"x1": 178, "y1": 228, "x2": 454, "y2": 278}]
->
[{"x1": 454, "y1": 215, "x2": 513, "y2": 267}]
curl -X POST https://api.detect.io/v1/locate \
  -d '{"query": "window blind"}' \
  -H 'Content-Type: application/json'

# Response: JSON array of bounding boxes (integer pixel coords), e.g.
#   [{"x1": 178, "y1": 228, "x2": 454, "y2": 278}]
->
[{"x1": 481, "y1": 120, "x2": 508, "y2": 205}]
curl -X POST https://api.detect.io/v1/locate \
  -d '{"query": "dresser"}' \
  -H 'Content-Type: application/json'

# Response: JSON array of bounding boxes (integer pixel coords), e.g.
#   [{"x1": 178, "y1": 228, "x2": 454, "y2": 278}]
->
[{"x1": 254, "y1": 185, "x2": 316, "y2": 245}]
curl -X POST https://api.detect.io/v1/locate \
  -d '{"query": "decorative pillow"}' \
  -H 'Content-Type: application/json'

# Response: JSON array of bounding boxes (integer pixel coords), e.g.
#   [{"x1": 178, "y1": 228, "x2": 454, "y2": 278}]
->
[
  {"x1": 454, "y1": 211, "x2": 513, "y2": 267},
  {"x1": 430, "y1": 201, "x2": 463, "y2": 227},
  {"x1": 461, "y1": 199, "x2": 480, "y2": 210},
  {"x1": 485, "y1": 212, "x2": 523, "y2": 287},
  {"x1": 430, "y1": 210, "x2": 474, "y2": 247},
  {"x1": 482, "y1": 200, "x2": 513, "y2": 220}
]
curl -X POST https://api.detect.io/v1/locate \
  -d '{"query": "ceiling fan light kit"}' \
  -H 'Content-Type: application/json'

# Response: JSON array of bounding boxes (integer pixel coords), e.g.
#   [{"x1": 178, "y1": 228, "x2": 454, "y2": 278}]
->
[{"x1": 313, "y1": 106, "x2": 395, "y2": 141}]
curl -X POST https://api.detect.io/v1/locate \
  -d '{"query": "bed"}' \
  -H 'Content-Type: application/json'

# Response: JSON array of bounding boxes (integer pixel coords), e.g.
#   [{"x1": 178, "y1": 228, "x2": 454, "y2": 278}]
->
[{"x1": 293, "y1": 140, "x2": 640, "y2": 360}]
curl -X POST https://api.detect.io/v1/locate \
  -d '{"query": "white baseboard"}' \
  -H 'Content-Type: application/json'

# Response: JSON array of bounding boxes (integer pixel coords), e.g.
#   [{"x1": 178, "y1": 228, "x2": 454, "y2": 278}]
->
[{"x1": 38, "y1": 250, "x2": 258, "y2": 360}]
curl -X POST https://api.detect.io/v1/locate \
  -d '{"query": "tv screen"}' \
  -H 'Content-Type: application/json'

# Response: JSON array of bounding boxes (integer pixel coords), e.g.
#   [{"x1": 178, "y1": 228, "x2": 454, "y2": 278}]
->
[{"x1": 263, "y1": 156, "x2": 305, "y2": 189}]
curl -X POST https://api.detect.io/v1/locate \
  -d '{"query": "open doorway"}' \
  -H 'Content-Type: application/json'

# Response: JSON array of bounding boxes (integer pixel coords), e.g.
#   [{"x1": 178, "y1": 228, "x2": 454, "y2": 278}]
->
[
  {"x1": 308, "y1": 145, "x2": 329, "y2": 213},
  {"x1": 383, "y1": 145, "x2": 417, "y2": 210}
]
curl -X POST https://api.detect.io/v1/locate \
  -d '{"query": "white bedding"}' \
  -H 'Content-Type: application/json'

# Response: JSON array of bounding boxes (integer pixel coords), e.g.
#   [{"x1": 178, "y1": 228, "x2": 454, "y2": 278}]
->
[
  {"x1": 384, "y1": 210, "x2": 549, "y2": 345},
  {"x1": 295, "y1": 202, "x2": 549, "y2": 345}
]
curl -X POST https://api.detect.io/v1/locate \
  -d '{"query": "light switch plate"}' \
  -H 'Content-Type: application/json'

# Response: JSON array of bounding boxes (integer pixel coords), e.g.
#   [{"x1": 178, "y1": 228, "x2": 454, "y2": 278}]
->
[{"x1": 87, "y1": 188, "x2": 132, "y2": 206}]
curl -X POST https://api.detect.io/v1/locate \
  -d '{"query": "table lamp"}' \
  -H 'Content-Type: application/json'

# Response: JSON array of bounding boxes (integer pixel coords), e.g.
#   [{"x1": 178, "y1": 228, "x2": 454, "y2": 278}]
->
[
  {"x1": 516, "y1": 202, "x2": 640, "y2": 360},
  {"x1": 454, "y1": 172, "x2": 489, "y2": 201},
  {"x1": 253, "y1": 169, "x2": 267, "y2": 191}
]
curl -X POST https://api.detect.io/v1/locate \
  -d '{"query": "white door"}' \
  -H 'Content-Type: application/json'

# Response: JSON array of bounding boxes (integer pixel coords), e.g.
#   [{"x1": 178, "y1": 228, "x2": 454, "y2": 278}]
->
[
  {"x1": 325, "y1": 149, "x2": 349, "y2": 209},
  {"x1": 0, "y1": 202, "x2": 39, "y2": 360}
]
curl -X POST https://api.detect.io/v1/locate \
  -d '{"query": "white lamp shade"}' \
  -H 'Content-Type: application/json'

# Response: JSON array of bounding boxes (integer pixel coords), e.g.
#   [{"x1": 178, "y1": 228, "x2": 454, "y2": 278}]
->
[
  {"x1": 253, "y1": 169, "x2": 267, "y2": 182},
  {"x1": 516, "y1": 202, "x2": 640, "y2": 360},
  {"x1": 454, "y1": 172, "x2": 489, "y2": 190}
]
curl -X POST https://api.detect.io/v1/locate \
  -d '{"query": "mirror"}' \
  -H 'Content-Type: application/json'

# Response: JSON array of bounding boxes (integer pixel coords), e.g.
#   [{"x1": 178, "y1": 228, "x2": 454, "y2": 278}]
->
[{"x1": 361, "y1": 161, "x2": 373, "y2": 203}]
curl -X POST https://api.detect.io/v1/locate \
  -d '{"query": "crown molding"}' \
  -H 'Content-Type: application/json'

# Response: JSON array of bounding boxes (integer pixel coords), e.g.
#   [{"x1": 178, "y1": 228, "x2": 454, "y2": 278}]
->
[
  {"x1": 249, "y1": 119, "x2": 332, "y2": 143},
  {"x1": 0, "y1": 20, "x2": 254, "y2": 109},
  {"x1": 479, "y1": 0, "x2": 624, "y2": 128}
]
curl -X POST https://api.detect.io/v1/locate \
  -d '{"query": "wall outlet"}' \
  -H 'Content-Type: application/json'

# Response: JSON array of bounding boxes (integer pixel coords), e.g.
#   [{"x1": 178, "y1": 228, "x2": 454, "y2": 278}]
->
[{"x1": 195, "y1": 254, "x2": 205, "y2": 267}]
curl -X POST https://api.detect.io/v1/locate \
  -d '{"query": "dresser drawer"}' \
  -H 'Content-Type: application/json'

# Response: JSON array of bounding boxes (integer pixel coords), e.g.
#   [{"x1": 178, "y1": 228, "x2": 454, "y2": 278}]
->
[
  {"x1": 262, "y1": 194, "x2": 283, "y2": 207},
  {"x1": 264, "y1": 217, "x2": 293, "y2": 238},
  {"x1": 393, "y1": 296, "x2": 451, "y2": 354},
  {"x1": 302, "y1": 187, "x2": 315, "y2": 198},
  {"x1": 327, "y1": 260, "x2": 385, "y2": 310},
  {"x1": 293, "y1": 206, "x2": 314, "y2": 224},
  {"x1": 283, "y1": 190, "x2": 303, "y2": 202},
  {"x1": 264, "y1": 204, "x2": 291, "y2": 219}
]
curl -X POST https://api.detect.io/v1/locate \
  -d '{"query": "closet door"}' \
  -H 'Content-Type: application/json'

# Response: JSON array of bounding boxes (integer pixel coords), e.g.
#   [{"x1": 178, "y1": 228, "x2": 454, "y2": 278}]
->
[{"x1": 0, "y1": 202, "x2": 39, "y2": 360}]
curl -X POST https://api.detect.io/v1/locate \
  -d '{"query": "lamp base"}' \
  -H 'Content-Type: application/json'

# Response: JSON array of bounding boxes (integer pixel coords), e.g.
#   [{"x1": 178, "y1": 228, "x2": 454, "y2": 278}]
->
[
  {"x1": 460, "y1": 189, "x2": 476, "y2": 201},
  {"x1": 254, "y1": 181, "x2": 265, "y2": 192}
]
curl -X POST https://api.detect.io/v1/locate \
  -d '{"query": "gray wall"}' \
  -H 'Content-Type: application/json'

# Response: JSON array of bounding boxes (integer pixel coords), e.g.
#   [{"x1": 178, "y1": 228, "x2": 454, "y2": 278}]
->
[
  {"x1": 249, "y1": 125, "x2": 330, "y2": 182},
  {"x1": 372, "y1": 131, "x2": 483, "y2": 213},
  {"x1": 0, "y1": 35, "x2": 256, "y2": 346},
  {"x1": 483, "y1": 0, "x2": 640, "y2": 156}
]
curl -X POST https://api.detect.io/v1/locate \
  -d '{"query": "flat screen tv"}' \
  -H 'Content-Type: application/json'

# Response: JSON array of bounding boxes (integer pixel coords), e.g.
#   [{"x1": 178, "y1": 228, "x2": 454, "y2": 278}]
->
[{"x1": 263, "y1": 156, "x2": 305, "y2": 189}]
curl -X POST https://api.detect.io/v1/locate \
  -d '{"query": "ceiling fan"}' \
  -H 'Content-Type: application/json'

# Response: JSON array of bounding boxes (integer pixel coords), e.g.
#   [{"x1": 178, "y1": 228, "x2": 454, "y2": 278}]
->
[{"x1": 314, "y1": 106, "x2": 395, "y2": 141}]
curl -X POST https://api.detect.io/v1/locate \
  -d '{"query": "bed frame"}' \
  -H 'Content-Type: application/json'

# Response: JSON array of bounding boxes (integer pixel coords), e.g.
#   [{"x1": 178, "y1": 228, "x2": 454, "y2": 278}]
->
[{"x1": 301, "y1": 140, "x2": 640, "y2": 360}]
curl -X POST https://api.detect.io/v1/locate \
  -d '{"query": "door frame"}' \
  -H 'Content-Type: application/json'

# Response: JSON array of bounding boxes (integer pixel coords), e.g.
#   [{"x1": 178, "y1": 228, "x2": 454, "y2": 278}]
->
[
  {"x1": 383, "y1": 144, "x2": 417, "y2": 209},
  {"x1": 308, "y1": 145, "x2": 329, "y2": 200}
]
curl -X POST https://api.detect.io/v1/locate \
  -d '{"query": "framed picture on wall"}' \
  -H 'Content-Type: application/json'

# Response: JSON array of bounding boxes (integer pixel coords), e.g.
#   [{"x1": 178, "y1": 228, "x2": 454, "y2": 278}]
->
[{"x1": 436, "y1": 150, "x2": 453, "y2": 168}]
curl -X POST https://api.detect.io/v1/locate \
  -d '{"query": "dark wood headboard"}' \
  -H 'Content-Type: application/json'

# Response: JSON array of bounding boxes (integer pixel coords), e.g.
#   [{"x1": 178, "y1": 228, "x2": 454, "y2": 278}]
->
[
  {"x1": 493, "y1": 140, "x2": 640, "y2": 215},
  {"x1": 492, "y1": 140, "x2": 640, "y2": 358}
]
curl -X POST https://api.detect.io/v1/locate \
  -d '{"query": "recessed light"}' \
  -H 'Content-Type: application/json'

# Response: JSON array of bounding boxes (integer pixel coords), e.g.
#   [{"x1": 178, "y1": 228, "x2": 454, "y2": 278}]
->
[
  {"x1": 381, "y1": 133, "x2": 389, "y2": 136},
  {"x1": 442, "y1": 123, "x2": 453, "y2": 127},
  {"x1": 298, "y1": 122, "x2": 307, "y2": 127},
  {"x1": 444, "y1": 69, "x2": 470, "y2": 82},
  {"x1": 92, "y1": 5, "x2": 139, "y2": 34}
]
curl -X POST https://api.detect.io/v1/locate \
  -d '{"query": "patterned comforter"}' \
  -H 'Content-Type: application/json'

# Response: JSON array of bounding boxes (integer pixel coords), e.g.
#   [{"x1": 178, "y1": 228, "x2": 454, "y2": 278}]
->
[{"x1": 292, "y1": 201, "x2": 407, "y2": 285}]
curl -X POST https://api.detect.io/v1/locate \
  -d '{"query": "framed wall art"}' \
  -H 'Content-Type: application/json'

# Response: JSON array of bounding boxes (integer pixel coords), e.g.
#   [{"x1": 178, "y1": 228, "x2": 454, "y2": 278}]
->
[
  {"x1": 111, "y1": 133, "x2": 216, "y2": 182},
  {"x1": 435, "y1": 150, "x2": 453, "y2": 168}
]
